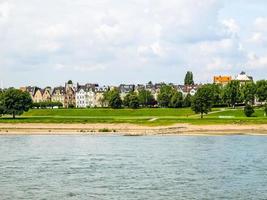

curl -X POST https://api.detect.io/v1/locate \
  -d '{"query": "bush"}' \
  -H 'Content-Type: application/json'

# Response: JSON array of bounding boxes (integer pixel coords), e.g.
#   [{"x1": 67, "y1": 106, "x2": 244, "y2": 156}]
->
[
  {"x1": 244, "y1": 104, "x2": 254, "y2": 117},
  {"x1": 98, "y1": 128, "x2": 111, "y2": 132}
]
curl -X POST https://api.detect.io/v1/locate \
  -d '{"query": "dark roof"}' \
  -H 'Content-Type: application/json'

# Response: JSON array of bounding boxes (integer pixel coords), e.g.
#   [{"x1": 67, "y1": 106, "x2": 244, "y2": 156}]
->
[
  {"x1": 52, "y1": 86, "x2": 66, "y2": 95},
  {"x1": 177, "y1": 84, "x2": 202, "y2": 93},
  {"x1": 119, "y1": 84, "x2": 135, "y2": 93},
  {"x1": 76, "y1": 85, "x2": 94, "y2": 93}
]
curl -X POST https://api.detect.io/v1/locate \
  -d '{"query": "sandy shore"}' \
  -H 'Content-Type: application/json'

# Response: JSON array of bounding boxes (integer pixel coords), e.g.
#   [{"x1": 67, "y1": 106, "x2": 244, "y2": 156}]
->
[{"x1": 1, "y1": 123, "x2": 267, "y2": 136}]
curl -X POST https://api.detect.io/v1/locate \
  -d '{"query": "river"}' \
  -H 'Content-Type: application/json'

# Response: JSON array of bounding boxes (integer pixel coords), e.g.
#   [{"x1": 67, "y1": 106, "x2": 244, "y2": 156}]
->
[{"x1": 0, "y1": 135, "x2": 267, "y2": 199}]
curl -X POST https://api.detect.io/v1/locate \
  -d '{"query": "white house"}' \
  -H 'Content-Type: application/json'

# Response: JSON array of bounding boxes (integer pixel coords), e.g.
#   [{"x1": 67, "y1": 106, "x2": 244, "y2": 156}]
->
[
  {"x1": 76, "y1": 86, "x2": 96, "y2": 108},
  {"x1": 177, "y1": 84, "x2": 201, "y2": 97},
  {"x1": 234, "y1": 71, "x2": 253, "y2": 85}
]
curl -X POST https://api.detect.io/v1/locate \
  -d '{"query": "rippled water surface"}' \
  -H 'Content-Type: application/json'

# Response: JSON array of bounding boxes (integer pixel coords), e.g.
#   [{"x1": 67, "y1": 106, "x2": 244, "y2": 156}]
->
[{"x1": 1, "y1": 135, "x2": 267, "y2": 199}]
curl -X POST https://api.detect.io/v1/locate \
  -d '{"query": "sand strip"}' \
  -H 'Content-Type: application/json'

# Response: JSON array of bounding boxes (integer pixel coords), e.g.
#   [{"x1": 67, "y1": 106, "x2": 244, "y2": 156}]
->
[{"x1": 0, "y1": 123, "x2": 267, "y2": 136}]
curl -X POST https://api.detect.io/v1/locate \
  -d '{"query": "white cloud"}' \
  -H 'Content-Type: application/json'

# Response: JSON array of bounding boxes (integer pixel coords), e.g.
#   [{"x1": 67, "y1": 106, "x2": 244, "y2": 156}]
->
[
  {"x1": 254, "y1": 17, "x2": 267, "y2": 32},
  {"x1": 247, "y1": 53, "x2": 267, "y2": 69},
  {"x1": 0, "y1": 0, "x2": 267, "y2": 86},
  {"x1": 0, "y1": 1, "x2": 10, "y2": 20},
  {"x1": 222, "y1": 18, "x2": 240, "y2": 36},
  {"x1": 248, "y1": 17, "x2": 267, "y2": 46}
]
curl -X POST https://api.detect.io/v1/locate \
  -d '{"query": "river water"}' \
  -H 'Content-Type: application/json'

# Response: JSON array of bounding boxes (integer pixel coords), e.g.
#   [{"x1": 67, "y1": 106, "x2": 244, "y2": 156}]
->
[{"x1": 0, "y1": 135, "x2": 267, "y2": 199}]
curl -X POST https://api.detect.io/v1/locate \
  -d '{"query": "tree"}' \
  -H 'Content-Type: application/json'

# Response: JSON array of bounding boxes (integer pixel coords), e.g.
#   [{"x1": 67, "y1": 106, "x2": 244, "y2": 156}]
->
[
  {"x1": 123, "y1": 92, "x2": 140, "y2": 109},
  {"x1": 129, "y1": 93, "x2": 140, "y2": 109},
  {"x1": 191, "y1": 84, "x2": 213, "y2": 118},
  {"x1": 255, "y1": 80, "x2": 267, "y2": 103},
  {"x1": 105, "y1": 89, "x2": 122, "y2": 109},
  {"x1": 138, "y1": 89, "x2": 156, "y2": 107},
  {"x1": 184, "y1": 71, "x2": 194, "y2": 85},
  {"x1": 241, "y1": 83, "x2": 256, "y2": 105},
  {"x1": 170, "y1": 91, "x2": 183, "y2": 108},
  {"x1": 210, "y1": 84, "x2": 223, "y2": 106},
  {"x1": 2, "y1": 88, "x2": 32, "y2": 118},
  {"x1": 223, "y1": 81, "x2": 242, "y2": 108},
  {"x1": 244, "y1": 104, "x2": 254, "y2": 117},
  {"x1": 183, "y1": 94, "x2": 192, "y2": 107},
  {"x1": 157, "y1": 85, "x2": 175, "y2": 107},
  {"x1": 123, "y1": 93, "x2": 131, "y2": 107}
]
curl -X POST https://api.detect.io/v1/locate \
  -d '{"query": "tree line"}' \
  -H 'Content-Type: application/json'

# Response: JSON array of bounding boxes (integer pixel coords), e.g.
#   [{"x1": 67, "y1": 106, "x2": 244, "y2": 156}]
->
[
  {"x1": 102, "y1": 86, "x2": 193, "y2": 109},
  {"x1": 103, "y1": 80, "x2": 267, "y2": 118},
  {"x1": 191, "y1": 80, "x2": 267, "y2": 118}
]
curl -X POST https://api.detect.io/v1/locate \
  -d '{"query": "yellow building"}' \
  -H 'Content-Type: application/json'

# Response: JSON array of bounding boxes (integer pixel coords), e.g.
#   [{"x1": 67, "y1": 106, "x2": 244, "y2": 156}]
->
[
  {"x1": 213, "y1": 76, "x2": 232, "y2": 86},
  {"x1": 42, "y1": 87, "x2": 52, "y2": 102},
  {"x1": 33, "y1": 88, "x2": 43, "y2": 103}
]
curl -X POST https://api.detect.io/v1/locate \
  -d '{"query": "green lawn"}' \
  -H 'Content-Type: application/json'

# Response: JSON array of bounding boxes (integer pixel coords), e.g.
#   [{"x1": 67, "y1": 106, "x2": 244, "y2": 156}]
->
[
  {"x1": 23, "y1": 108, "x2": 196, "y2": 117},
  {"x1": 0, "y1": 107, "x2": 266, "y2": 126},
  {"x1": 207, "y1": 108, "x2": 266, "y2": 118}
]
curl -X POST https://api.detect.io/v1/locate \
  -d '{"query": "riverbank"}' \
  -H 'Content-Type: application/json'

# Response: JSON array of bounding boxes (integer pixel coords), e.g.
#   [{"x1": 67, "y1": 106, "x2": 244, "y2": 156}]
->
[{"x1": 1, "y1": 123, "x2": 267, "y2": 136}]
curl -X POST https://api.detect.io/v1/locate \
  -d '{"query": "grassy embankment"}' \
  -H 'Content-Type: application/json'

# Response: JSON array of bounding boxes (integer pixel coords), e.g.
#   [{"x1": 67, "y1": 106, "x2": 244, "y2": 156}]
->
[{"x1": 0, "y1": 107, "x2": 266, "y2": 126}]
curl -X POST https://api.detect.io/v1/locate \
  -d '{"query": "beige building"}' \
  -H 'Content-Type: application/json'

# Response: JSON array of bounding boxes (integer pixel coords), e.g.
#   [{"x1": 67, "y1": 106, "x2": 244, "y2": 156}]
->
[
  {"x1": 33, "y1": 88, "x2": 43, "y2": 103},
  {"x1": 51, "y1": 87, "x2": 65, "y2": 106},
  {"x1": 42, "y1": 87, "x2": 52, "y2": 102}
]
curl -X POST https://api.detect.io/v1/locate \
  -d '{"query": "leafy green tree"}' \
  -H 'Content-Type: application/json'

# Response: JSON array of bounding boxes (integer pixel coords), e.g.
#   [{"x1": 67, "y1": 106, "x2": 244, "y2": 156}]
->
[
  {"x1": 191, "y1": 84, "x2": 213, "y2": 118},
  {"x1": 129, "y1": 93, "x2": 140, "y2": 109},
  {"x1": 244, "y1": 104, "x2": 254, "y2": 117},
  {"x1": 255, "y1": 80, "x2": 267, "y2": 103},
  {"x1": 123, "y1": 93, "x2": 131, "y2": 107},
  {"x1": 123, "y1": 92, "x2": 139, "y2": 108},
  {"x1": 210, "y1": 84, "x2": 223, "y2": 106},
  {"x1": 241, "y1": 83, "x2": 256, "y2": 105},
  {"x1": 183, "y1": 94, "x2": 192, "y2": 107},
  {"x1": 105, "y1": 89, "x2": 122, "y2": 109},
  {"x1": 223, "y1": 81, "x2": 242, "y2": 108},
  {"x1": 157, "y1": 85, "x2": 175, "y2": 107},
  {"x1": 170, "y1": 91, "x2": 183, "y2": 108},
  {"x1": 184, "y1": 71, "x2": 194, "y2": 85},
  {"x1": 138, "y1": 89, "x2": 156, "y2": 107},
  {"x1": 2, "y1": 88, "x2": 32, "y2": 118}
]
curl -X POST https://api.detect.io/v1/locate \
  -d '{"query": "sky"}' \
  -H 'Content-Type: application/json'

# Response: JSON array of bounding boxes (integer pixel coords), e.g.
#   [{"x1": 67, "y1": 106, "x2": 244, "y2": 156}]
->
[{"x1": 0, "y1": 0, "x2": 267, "y2": 88}]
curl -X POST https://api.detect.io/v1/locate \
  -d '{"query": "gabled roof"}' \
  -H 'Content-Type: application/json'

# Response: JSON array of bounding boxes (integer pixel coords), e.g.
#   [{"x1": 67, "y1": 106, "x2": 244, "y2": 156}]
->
[
  {"x1": 177, "y1": 84, "x2": 202, "y2": 93},
  {"x1": 95, "y1": 86, "x2": 108, "y2": 93},
  {"x1": 76, "y1": 85, "x2": 94, "y2": 93},
  {"x1": 52, "y1": 86, "x2": 66, "y2": 95}
]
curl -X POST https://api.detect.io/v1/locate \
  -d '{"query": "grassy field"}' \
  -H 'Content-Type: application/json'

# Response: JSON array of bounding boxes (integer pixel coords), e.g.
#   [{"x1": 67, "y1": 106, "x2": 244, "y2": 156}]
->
[
  {"x1": 0, "y1": 107, "x2": 266, "y2": 126},
  {"x1": 23, "y1": 108, "x2": 196, "y2": 117}
]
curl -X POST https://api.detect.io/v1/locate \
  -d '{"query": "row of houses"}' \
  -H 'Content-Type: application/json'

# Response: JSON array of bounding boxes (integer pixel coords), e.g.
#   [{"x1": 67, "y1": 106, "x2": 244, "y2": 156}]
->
[
  {"x1": 19, "y1": 71, "x2": 253, "y2": 108},
  {"x1": 20, "y1": 80, "x2": 201, "y2": 108}
]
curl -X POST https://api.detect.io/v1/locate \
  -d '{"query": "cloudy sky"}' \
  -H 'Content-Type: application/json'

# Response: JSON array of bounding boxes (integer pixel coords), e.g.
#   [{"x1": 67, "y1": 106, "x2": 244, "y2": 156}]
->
[{"x1": 0, "y1": 0, "x2": 267, "y2": 87}]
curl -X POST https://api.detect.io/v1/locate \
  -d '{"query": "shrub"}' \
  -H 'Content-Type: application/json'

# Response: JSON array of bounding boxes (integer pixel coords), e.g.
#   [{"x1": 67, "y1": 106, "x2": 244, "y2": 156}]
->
[
  {"x1": 244, "y1": 104, "x2": 254, "y2": 117},
  {"x1": 98, "y1": 128, "x2": 111, "y2": 132}
]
